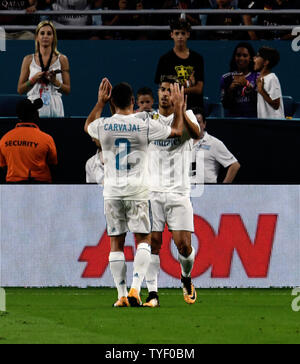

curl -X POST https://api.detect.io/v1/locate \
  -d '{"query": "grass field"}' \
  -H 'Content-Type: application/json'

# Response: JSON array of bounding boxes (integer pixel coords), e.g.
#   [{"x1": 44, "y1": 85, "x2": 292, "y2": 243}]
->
[{"x1": 0, "y1": 287, "x2": 299, "y2": 344}]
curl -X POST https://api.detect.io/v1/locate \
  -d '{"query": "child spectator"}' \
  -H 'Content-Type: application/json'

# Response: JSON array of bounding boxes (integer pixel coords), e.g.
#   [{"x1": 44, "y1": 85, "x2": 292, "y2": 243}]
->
[
  {"x1": 254, "y1": 46, "x2": 285, "y2": 119},
  {"x1": 154, "y1": 19, "x2": 204, "y2": 109},
  {"x1": 221, "y1": 42, "x2": 259, "y2": 117},
  {"x1": 136, "y1": 87, "x2": 154, "y2": 112}
]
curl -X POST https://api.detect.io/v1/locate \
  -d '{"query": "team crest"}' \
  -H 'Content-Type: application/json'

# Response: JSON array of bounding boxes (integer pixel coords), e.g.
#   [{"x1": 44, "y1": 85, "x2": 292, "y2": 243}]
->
[{"x1": 175, "y1": 65, "x2": 194, "y2": 84}]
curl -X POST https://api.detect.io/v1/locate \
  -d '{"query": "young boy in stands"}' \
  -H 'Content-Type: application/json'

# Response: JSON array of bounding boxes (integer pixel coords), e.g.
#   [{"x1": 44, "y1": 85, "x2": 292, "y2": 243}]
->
[{"x1": 254, "y1": 46, "x2": 285, "y2": 119}]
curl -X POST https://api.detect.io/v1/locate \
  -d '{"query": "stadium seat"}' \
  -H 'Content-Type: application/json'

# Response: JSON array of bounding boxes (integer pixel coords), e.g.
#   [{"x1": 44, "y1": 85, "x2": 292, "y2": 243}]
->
[
  {"x1": 282, "y1": 96, "x2": 294, "y2": 118},
  {"x1": 293, "y1": 102, "x2": 300, "y2": 119},
  {"x1": 209, "y1": 103, "x2": 225, "y2": 118},
  {"x1": 0, "y1": 94, "x2": 26, "y2": 117}
]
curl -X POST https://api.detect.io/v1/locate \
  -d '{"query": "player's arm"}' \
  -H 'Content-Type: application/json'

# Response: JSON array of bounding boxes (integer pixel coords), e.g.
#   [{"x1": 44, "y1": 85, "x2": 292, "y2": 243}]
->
[
  {"x1": 84, "y1": 78, "x2": 112, "y2": 134},
  {"x1": 183, "y1": 96, "x2": 201, "y2": 139},
  {"x1": 168, "y1": 83, "x2": 184, "y2": 138},
  {"x1": 256, "y1": 78, "x2": 280, "y2": 110},
  {"x1": 223, "y1": 162, "x2": 241, "y2": 183}
]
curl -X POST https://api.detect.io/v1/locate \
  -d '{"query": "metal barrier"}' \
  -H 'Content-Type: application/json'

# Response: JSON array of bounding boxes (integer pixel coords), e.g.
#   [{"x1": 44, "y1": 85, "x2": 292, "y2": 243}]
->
[{"x1": 0, "y1": 9, "x2": 299, "y2": 32}]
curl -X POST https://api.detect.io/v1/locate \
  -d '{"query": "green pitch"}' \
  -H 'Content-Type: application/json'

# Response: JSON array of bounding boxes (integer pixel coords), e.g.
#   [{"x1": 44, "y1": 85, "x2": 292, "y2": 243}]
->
[{"x1": 0, "y1": 287, "x2": 299, "y2": 344}]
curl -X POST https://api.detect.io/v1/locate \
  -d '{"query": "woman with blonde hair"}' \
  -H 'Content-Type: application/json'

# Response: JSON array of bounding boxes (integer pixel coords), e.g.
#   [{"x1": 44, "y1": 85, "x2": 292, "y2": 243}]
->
[{"x1": 18, "y1": 20, "x2": 70, "y2": 117}]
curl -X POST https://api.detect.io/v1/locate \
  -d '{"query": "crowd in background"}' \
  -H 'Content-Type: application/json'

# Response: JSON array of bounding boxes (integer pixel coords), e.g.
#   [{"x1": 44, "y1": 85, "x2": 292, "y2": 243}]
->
[{"x1": 0, "y1": 0, "x2": 300, "y2": 40}]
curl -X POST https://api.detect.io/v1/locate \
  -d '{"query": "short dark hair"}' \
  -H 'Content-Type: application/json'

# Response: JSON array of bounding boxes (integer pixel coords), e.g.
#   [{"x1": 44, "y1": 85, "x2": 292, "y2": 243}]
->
[
  {"x1": 192, "y1": 107, "x2": 206, "y2": 123},
  {"x1": 257, "y1": 46, "x2": 280, "y2": 69},
  {"x1": 170, "y1": 18, "x2": 191, "y2": 32},
  {"x1": 111, "y1": 82, "x2": 133, "y2": 109},
  {"x1": 137, "y1": 87, "x2": 154, "y2": 99},
  {"x1": 159, "y1": 75, "x2": 179, "y2": 85},
  {"x1": 16, "y1": 98, "x2": 43, "y2": 122}
]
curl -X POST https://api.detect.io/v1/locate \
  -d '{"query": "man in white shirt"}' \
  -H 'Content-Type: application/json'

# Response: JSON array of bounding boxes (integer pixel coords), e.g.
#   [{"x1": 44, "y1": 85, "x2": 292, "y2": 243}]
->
[
  {"x1": 85, "y1": 147, "x2": 104, "y2": 184},
  {"x1": 84, "y1": 78, "x2": 185, "y2": 307},
  {"x1": 191, "y1": 109, "x2": 240, "y2": 184},
  {"x1": 254, "y1": 46, "x2": 285, "y2": 119},
  {"x1": 144, "y1": 76, "x2": 201, "y2": 307}
]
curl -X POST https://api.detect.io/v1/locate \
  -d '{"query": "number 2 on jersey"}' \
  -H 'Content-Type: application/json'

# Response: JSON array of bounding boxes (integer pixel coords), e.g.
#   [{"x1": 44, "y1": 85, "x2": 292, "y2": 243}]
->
[{"x1": 115, "y1": 138, "x2": 131, "y2": 170}]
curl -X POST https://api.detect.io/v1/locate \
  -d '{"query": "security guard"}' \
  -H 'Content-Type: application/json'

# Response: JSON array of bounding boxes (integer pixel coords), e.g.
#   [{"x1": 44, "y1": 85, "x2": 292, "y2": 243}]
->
[{"x1": 0, "y1": 98, "x2": 58, "y2": 183}]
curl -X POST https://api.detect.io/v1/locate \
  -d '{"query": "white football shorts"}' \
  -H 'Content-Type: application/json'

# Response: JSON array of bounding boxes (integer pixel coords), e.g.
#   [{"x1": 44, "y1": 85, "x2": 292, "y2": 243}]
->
[
  {"x1": 150, "y1": 192, "x2": 194, "y2": 232},
  {"x1": 104, "y1": 199, "x2": 152, "y2": 236}
]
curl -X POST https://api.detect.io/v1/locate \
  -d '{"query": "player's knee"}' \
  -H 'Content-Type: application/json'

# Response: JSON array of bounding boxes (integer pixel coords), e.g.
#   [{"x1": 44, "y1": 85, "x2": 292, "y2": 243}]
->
[{"x1": 177, "y1": 240, "x2": 192, "y2": 257}]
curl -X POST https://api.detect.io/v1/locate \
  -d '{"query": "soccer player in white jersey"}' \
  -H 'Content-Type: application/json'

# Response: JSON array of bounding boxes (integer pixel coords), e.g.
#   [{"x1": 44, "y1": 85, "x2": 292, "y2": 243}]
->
[
  {"x1": 144, "y1": 76, "x2": 201, "y2": 307},
  {"x1": 84, "y1": 78, "x2": 185, "y2": 307}
]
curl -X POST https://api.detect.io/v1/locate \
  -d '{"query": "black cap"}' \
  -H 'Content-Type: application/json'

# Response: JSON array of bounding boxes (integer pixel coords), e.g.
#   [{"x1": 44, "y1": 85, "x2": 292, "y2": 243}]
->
[{"x1": 16, "y1": 98, "x2": 43, "y2": 122}]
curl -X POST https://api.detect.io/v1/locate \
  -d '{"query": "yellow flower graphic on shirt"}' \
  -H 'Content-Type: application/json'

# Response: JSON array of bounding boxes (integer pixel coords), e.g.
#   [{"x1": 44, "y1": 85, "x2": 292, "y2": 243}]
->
[{"x1": 175, "y1": 65, "x2": 194, "y2": 84}]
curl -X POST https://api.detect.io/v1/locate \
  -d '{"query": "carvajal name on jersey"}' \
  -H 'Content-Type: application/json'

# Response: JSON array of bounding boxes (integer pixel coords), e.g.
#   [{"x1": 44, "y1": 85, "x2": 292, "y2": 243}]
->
[{"x1": 104, "y1": 123, "x2": 141, "y2": 132}]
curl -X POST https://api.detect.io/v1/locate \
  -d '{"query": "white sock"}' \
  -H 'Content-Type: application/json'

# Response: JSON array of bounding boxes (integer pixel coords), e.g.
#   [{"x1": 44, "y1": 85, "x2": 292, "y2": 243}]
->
[
  {"x1": 109, "y1": 251, "x2": 128, "y2": 299},
  {"x1": 131, "y1": 243, "x2": 151, "y2": 294},
  {"x1": 178, "y1": 247, "x2": 195, "y2": 278},
  {"x1": 145, "y1": 254, "x2": 160, "y2": 293}
]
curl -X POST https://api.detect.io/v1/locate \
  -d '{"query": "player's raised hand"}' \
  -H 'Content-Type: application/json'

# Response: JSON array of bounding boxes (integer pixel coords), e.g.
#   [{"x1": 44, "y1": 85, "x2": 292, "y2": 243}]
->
[
  {"x1": 98, "y1": 78, "x2": 112, "y2": 105},
  {"x1": 170, "y1": 82, "x2": 185, "y2": 109}
]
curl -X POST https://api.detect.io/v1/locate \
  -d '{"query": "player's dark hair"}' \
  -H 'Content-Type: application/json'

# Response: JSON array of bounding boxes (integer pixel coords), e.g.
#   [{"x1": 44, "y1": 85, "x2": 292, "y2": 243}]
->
[
  {"x1": 230, "y1": 42, "x2": 256, "y2": 72},
  {"x1": 170, "y1": 18, "x2": 191, "y2": 32},
  {"x1": 159, "y1": 75, "x2": 179, "y2": 85},
  {"x1": 192, "y1": 107, "x2": 206, "y2": 123},
  {"x1": 111, "y1": 82, "x2": 134, "y2": 109},
  {"x1": 137, "y1": 87, "x2": 154, "y2": 99},
  {"x1": 257, "y1": 46, "x2": 280, "y2": 69}
]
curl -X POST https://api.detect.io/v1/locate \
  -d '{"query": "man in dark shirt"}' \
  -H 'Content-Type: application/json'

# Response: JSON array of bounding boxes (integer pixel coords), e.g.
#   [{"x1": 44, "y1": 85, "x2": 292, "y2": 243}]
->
[
  {"x1": 241, "y1": 0, "x2": 300, "y2": 40},
  {"x1": 154, "y1": 19, "x2": 204, "y2": 109}
]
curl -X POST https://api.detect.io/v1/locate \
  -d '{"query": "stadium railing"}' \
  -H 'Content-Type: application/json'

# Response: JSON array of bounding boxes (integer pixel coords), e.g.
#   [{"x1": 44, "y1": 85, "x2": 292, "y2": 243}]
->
[{"x1": 0, "y1": 9, "x2": 300, "y2": 32}]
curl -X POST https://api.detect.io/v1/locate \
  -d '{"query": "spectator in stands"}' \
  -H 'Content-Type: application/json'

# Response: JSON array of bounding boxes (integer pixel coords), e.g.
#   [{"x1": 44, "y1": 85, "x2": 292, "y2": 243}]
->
[
  {"x1": 154, "y1": 19, "x2": 204, "y2": 109},
  {"x1": 241, "y1": 0, "x2": 300, "y2": 40},
  {"x1": 254, "y1": 46, "x2": 285, "y2": 119},
  {"x1": 177, "y1": 1, "x2": 201, "y2": 28},
  {"x1": 135, "y1": 87, "x2": 155, "y2": 112},
  {"x1": 205, "y1": 0, "x2": 244, "y2": 40},
  {"x1": 38, "y1": 0, "x2": 54, "y2": 22},
  {"x1": 191, "y1": 108, "x2": 240, "y2": 184},
  {"x1": 0, "y1": 0, "x2": 38, "y2": 39},
  {"x1": 221, "y1": 42, "x2": 259, "y2": 117},
  {"x1": 104, "y1": 0, "x2": 133, "y2": 39},
  {"x1": 51, "y1": 0, "x2": 92, "y2": 39},
  {"x1": 17, "y1": 20, "x2": 71, "y2": 118},
  {"x1": 132, "y1": 1, "x2": 149, "y2": 40},
  {"x1": 0, "y1": 98, "x2": 58, "y2": 183}
]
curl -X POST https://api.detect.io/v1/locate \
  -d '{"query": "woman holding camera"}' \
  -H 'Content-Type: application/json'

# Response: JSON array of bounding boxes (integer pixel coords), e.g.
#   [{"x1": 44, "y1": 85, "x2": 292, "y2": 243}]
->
[{"x1": 18, "y1": 20, "x2": 71, "y2": 117}]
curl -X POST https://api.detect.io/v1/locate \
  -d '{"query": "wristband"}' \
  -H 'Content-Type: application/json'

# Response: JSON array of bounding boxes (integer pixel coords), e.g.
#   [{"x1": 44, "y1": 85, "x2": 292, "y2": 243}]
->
[{"x1": 186, "y1": 81, "x2": 190, "y2": 88}]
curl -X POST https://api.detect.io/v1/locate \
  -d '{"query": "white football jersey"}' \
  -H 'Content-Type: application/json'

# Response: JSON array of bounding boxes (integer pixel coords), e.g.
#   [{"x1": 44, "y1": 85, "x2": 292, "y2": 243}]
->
[
  {"x1": 148, "y1": 110, "x2": 199, "y2": 195},
  {"x1": 88, "y1": 112, "x2": 171, "y2": 200}
]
